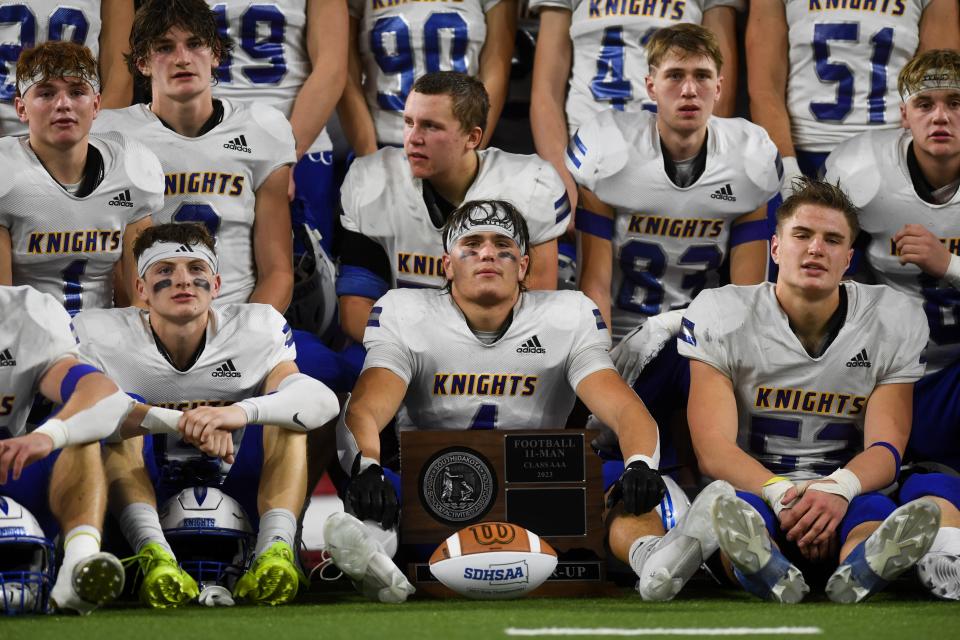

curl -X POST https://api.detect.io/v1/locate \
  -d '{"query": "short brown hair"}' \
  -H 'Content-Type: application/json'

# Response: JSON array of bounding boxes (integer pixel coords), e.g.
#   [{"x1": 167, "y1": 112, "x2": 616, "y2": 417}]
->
[
  {"x1": 126, "y1": 0, "x2": 233, "y2": 82},
  {"x1": 898, "y1": 49, "x2": 960, "y2": 102},
  {"x1": 645, "y1": 23, "x2": 723, "y2": 73},
  {"x1": 410, "y1": 72, "x2": 489, "y2": 134},
  {"x1": 16, "y1": 41, "x2": 99, "y2": 97},
  {"x1": 776, "y1": 177, "x2": 860, "y2": 242},
  {"x1": 133, "y1": 223, "x2": 217, "y2": 262}
]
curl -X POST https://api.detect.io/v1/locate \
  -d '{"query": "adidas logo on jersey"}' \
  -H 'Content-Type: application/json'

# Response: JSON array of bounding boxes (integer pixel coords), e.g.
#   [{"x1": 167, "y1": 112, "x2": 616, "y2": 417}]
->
[
  {"x1": 710, "y1": 184, "x2": 737, "y2": 202},
  {"x1": 846, "y1": 348, "x2": 872, "y2": 368},
  {"x1": 517, "y1": 335, "x2": 546, "y2": 354},
  {"x1": 224, "y1": 135, "x2": 252, "y2": 154},
  {"x1": 109, "y1": 189, "x2": 134, "y2": 207},
  {"x1": 0, "y1": 349, "x2": 15, "y2": 367},
  {"x1": 211, "y1": 359, "x2": 242, "y2": 378}
]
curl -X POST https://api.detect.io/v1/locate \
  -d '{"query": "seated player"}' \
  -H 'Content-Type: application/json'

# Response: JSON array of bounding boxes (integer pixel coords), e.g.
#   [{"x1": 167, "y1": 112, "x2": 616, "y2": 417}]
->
[
  {"x1": 0, "y1": 285, "x2": 137, "y2": 613},
  {"x1": 324, "y1": 199, "x2": 693, "y2": 603},
  {"x1": 0, "y1": 0, "x2": 135, "y2": 136},
  {"x1": 680, "y1": 178, "x2": 940, "y2": 604},
  {"x1": 73, "y1": 223, "x2": 339, "y2": 608},
  {"x1": 566, "y1": 23, "x2": 779, "y2": 465},
  {"x1": 337, "y1": 71, "x2": 569, "y2": 347},
  {"x1": 0, "y1": 41, "x2": 162, "y2": 312},
  {"x1": 824, "y1": 49, "x2": 960, "y2": 600}
]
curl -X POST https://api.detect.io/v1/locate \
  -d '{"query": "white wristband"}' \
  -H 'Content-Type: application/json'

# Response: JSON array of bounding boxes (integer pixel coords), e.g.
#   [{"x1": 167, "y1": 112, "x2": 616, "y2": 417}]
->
[
  {"x1": 141, "y1": 406, "x2": 183, "y2": 436},
  {"x1": 357, "y1": 455, "x2": 380, "y2": 475},
  {"x1": 944, "y1": 253, "x2": 960, "y2": 290},
  {"x1": 761, "y1": 479, "x2": 796, "y2": 517},
  {"x1": 33, "y1": 419, "x2": 69, "y2": 450},
  {"x1": 625, "y1": 454, "x2": 657, "y2": 470},
  {"x1": 807, "y1": 468, "x2": 862, "y2": 502}
]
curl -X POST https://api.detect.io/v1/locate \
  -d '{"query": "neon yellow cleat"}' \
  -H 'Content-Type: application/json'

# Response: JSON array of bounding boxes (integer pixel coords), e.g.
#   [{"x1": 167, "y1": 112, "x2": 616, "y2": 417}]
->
[
  {"x1": 125, "y1": 543, "x2": 199, "y2": 609},
  {"x1": 233, "y1": 542, "x2": 306, "y2": 606}
]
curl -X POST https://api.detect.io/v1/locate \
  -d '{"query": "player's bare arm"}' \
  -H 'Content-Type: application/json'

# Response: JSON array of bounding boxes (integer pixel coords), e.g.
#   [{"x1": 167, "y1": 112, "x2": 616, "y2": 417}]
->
[
  {"x1": 527, "y1": 240, "x2": 559, "y2": 291},
  {"x1": 289, "y1": 0, "x2": 348, "y2": 160},
  {"x1": 729, "y1": 205, "x2": 771, "y2": 285},
  {"x1": 577, "y1": 187, "x2": 615, "y2": 331},
  {"x1": 98, "y1": 0, "x2": 135, "y2": 109},
  {"x1": 530, "y1": 7, "x2": 577, "y2": 218},
  {"x1": 918, "y1": 0, "x2": 960, "y2": 52},
  {"x1": 337, "y1": 16, "x2": 378, "y2": 156},
  {"x1": 249, "y1": 166, "x2": 294, "y2": 312},
  {"x1": 0, "y1": 227, "x2": 11, "y2": 285},
  {"x1": 477, "y1": 0, "x2": 517, "y2": 147},
  {"x1": 340, "y1": 294, "x2": 377, "y2": 344},
  {"x1": 119, "y1": 216, "x2": 153, "y2": 306},
  {"x1": 577, "y1": 369, "x2": 659, "y2": 461},
  {"x1": 894, "y1": 223, "x2": 953, "y2": 278},
  {"x1": 345, "y1": 367, "x2": 409, "y2": 463},
  {"x1": 702, "y1": 6, "x2": 737, "y2": 118}
]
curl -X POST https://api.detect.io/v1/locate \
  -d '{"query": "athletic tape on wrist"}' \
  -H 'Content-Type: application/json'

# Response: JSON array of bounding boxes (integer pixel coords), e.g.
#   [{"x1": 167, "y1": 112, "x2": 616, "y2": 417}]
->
[
  {"x1": 761, "y1": 478, "x2": 795, "y2": 517},
  {"x1": 33, "y1": 419, "x2": 68, "y2": 450},
  {"x1": 625, "y1": 454, "x2": 657, "y2": 470},
  {"x1": 140, "y1": 406, "x2": 183, "y2": 436},
  {"x1": 807, "y1": 468, "x2": 861, "y2": 502}
]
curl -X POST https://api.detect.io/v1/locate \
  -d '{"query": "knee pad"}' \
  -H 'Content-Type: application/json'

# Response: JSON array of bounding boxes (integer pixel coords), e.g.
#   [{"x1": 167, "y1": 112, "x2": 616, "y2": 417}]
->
[
  {"x1": 901, "y1": 473, "x2": 960, "y2": 510},
  {"x1": 840, "y1": 492, "x2": 896, "y2": 543},
  {"x1": 734, "y1": 490, "x2": 777, "y2": 538}
]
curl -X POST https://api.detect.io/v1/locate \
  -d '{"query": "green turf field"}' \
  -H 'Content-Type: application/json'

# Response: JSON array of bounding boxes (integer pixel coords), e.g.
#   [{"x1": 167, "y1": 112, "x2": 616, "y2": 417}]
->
[{"x1": 3, "y1": 584, "x2": 958, "y2": 640}]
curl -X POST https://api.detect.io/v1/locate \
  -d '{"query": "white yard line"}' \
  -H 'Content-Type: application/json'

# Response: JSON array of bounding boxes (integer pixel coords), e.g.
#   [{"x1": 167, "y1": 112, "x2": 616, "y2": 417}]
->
[{"x1": 504, "y1": 627, "x2": 822, "y2": 637}]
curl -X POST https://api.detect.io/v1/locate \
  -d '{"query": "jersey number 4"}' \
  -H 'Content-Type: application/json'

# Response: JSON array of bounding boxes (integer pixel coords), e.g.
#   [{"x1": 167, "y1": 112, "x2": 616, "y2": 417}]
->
[{"x1": 0, "y1": 5, "x2": 89, "y2": 100}]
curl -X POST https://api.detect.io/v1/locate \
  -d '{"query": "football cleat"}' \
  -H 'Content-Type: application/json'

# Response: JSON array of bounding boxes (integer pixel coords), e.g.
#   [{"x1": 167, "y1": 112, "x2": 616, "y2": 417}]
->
[
  {"x1": 233, "y1": 541, "x2": 305, "y2": 606},
  {"x1": 51, "y1": 552, "x2": 126, "y2": 615},
  {"x1": 323, "y1": 512, "x2": 414, "y2": 604},
  {"x1": 712, "y1": 494, "x2": 809, "y2": 604},
  {"x1": 635, "y1": 480, "x2": 734, "y2": 601},
  {"x1": 917, "y1": 552, "x2": 960, "y2": 601},
  {"x1": 827, "y1": 499, "x2": 940, "y2": 604},
  {"x1": 127, "y1": 543, "x2": 199, "y2": 609}
]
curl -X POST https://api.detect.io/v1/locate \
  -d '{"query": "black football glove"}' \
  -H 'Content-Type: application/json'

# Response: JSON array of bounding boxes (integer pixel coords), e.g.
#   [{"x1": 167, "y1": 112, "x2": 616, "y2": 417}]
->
[
  {"x1": 605, "y1": 459, "x2": 667, "y2": 515},
  {"x1": 345, "y1": 453, "x2": 399, "y2": 529}
]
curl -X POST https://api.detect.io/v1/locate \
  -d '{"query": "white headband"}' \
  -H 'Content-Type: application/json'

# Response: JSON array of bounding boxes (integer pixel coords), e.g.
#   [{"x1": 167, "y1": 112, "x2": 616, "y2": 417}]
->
[
  {"x1": 900, "y1": 68, "x2": 960, "y2": 102},
  {"x1": 443, "y1": 204, "x2": 527, "y2": 256},
  {"x1": 17, "y1": 69, "x2": 100, "y2": 98},
  {"x1": 137, "y1": 241, "x2": 219, "y2": 278}
]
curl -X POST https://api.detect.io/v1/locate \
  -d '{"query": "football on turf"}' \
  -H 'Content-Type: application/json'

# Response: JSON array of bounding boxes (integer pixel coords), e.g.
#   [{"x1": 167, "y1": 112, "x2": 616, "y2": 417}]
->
[{"x1": 428, "y1": 522, "x2": 558, "y2": 599}]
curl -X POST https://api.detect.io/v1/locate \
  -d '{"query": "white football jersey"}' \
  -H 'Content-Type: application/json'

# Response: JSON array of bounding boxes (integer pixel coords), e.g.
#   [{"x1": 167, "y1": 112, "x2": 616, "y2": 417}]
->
[
  {"x1": 0, "y1": 0, "x2": 101, "y2": 135},
  {"x1": 207, "y1": 0, "x2": 332, "y2": 153},
  {"x1": 93, "y1": 100, "x2": 296, "y2": 306},
  {"x1": 527, "y1": 0, "x2": 743, "y2": 132},
  {"x1": 566, "y1": 109, "x2": 782, "y2": 340},
  {"x1": 0, "y1": 286, "x2": 79, "y2": 439},
  {"x1": 783, "y1": 0, "x2": 930, "y2": 153},
  {"x1": 74, "y1": 303, "x2": 295, "y2": 466},
  {"x1": 363, "y1": 288, "x2": 614, "y2": 431},
  {"x1": 678, "y1": 282, "x2": 927, "y2": 479},
  {"x1": 349, "y1": 0, "x2": 500, "y2": 145},
  {"x1": 0, "y1": 133, "x2": 163, "y2": 315},
  {"x1": 825, "y1": 128, "x2": 960, "y2": 374},
  {"x1": 341, "y1": 146, "x2": 569, "y2": 289}
]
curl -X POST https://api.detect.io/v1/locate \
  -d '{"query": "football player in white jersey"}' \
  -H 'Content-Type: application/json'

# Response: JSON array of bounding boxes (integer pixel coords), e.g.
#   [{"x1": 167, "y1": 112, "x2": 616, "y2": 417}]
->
[
  {"x1": 337, "y1": 0, "x2": 516, "y2": 151},
  {"x1": 529, "y1": 0, "x2": 742, "y2": 214},
  {"x1": 825, "y1": 49, "x2": 960, "y2": 600},
  {"x1": 0, "y1": 41, "x2": 162, "y2": 315},
  {"x1": 74, "y1": 223, "x2": 339, "y2": 608},
  {"x1": 0, "y1": 285, "x2": 138, "y2": 614},
  {"x1": 337, "y1": 71, "x2": 569, "y2": 346},
  {"x1": 681, "y1": 178, "x2": 939, "y2": 604},
  {"x1": 747, "y1": 0, "x2": 959, "y2": 192},
  {"x1": 324, "y1": 200, "x2": 711, "y2": 603},
  {"x1": 92, "y1": 0, "x2": 294, "y2": 312},
  {"x1": 0, "y1": 0, "x2": 134, "y2": 136}
]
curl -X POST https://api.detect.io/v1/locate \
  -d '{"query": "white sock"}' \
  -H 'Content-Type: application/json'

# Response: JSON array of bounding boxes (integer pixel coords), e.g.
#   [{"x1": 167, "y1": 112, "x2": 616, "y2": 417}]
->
[
  {"x1": 255, "y1": 508, "x2": 298, "y2": 557},
  {"x1": 60, "y1": 525, "x2": 101, "y2": 572},
  {"x1": 928, "y1": 527, "x2": 960, "y2": 555},
  {"x1": 628, "y1": 535, "x2": 660, "y2": 576},
  {"x1": 118, "y1": 503, "x2": 173, "y2": 556}
]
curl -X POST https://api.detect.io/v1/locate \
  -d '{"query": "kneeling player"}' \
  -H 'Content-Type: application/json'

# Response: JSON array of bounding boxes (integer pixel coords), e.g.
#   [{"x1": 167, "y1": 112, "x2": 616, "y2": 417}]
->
[
  {"x1": 73, "y1": 224, "x2": 339, "y2": 607},
  {"x1": 0, "y1": 286, "x2": 137, "y2": 613},
  {"x1": 825, "y1": 49, "x2": 960, "y2": 600},
  {"x1": 681, "y1": 179, "x2": 940, "y2": 603},
  {"x1": 323, "y1": 200, "x2": 714, "y2": 603}
]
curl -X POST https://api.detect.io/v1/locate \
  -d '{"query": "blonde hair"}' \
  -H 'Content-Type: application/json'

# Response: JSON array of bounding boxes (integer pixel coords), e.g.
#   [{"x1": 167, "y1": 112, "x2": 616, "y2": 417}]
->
[
  {"x1": 898, "y1": 49, "x2": 960, "y2": 101},
  {"x1": 645, "y1": 23, "x2": 723, "y2": 73}
]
